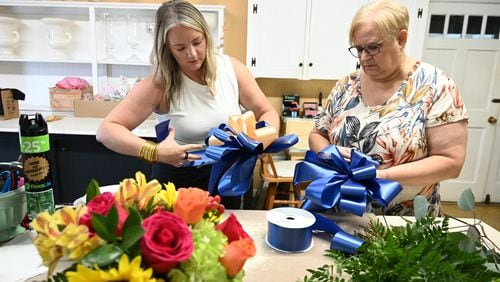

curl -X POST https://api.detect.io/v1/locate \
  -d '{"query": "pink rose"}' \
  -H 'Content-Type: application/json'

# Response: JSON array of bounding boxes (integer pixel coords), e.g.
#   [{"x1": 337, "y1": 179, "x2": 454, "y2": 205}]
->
[
  {"x1": 141, "y1": 210, "x2": 194, "y2": 273},
  {"x1": 79, "y1": 192, "x2": 128, "y2": 236},
  {"x1": 216, "y1": 213, "x2": 250, "y2": 242},
  {"x1": 173, "y1": 188, "x2": 209, "y2": 224}
]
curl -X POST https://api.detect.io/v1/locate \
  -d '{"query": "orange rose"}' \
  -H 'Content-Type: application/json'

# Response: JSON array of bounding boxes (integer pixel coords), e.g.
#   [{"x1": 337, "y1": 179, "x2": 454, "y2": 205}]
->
[
  {"x1": 220, "y1": 237, "x2": 256, "y2": 277},
  {"x1": 173, "y1": 188, "x2": 209, "y2": 224}
]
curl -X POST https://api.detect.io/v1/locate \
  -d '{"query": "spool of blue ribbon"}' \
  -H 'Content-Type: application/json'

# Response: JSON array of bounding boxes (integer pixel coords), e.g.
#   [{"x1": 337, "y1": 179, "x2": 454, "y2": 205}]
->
[{"x1": 266, "y1": 207, "x2": 316, "y2": 253}]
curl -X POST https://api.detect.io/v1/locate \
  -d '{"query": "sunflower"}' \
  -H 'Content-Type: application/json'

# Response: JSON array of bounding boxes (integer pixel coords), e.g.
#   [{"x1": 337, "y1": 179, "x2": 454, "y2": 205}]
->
[{"x1": 65, "y1": 254, "x2": 162, "y2": 282}]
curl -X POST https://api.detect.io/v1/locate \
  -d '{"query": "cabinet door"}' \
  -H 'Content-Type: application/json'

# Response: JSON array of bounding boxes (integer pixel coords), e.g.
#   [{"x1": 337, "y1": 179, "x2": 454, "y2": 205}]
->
[
  {"x1": 305, "y1": 0, "x2": 367, "y2": 79},
  {"x1": 399, "y1": 0, "x2": 429, "y2": 60},
  {"x1": 246, "y1": 0, "x2": 307, "y2": 79}
]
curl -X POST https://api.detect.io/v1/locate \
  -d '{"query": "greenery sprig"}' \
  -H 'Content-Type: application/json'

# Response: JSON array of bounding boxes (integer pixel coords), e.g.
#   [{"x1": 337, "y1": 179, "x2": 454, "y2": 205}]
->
[{"x1": 302, "y1": 188, "x2": 500, "y2": 282}]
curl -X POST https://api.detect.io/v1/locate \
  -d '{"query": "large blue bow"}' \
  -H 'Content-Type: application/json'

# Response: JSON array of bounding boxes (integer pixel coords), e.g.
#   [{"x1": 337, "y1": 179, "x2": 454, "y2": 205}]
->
[
  {"x1": 293, "y1": 145, "x2": 402, "y2": 253},
  {"x1": 155, "y1": 117, "x2": 298, "y2": 197},
  {"x1": 295, "y1": 145, "x2": 402, "y2": 215},
  {"x1": 203, "y1": 121, "x2": 298, "y2": 196}
]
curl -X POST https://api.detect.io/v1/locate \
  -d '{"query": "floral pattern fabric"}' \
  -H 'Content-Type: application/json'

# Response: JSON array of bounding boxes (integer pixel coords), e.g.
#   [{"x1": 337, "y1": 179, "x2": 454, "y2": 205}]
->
[{"x1": 315, "y1": 61, "x2": 468, "y2": 216}]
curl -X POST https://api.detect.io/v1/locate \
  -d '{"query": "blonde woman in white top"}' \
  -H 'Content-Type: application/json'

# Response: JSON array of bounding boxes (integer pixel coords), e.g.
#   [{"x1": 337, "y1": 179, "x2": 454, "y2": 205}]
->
[{"x1": 96, "y1": 0, "x2": 279, "y2": 207}]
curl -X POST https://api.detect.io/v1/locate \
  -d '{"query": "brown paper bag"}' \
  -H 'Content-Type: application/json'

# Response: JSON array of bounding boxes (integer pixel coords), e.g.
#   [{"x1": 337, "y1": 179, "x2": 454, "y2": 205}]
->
[{"x1": 0, "y1": 89, "x2": 19, "y2": 120}]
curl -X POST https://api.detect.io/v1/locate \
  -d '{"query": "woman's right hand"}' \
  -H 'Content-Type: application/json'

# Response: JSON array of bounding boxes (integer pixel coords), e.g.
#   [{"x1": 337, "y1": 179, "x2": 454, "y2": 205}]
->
[
  {"x1": 335, "y1": 145, "x2": 355, "y2": 162},
  {"x1": 157, "y1": 128, "x2": 204, "y2": 167}
]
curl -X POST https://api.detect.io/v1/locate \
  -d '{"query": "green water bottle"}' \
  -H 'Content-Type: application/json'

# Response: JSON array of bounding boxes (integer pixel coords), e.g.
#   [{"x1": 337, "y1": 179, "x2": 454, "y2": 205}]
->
[{"x1": 19, "y1": 113, "x2": 55, "y2": 220}]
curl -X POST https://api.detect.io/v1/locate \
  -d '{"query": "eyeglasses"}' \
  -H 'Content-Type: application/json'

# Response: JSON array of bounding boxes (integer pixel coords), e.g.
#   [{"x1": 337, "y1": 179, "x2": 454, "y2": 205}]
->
[{"x1": 348, "y1": 40, "x2": 384, "y2": 58}]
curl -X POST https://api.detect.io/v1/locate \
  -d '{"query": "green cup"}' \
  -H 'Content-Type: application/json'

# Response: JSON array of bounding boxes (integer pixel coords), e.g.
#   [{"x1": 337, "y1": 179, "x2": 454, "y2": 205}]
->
[{"x1": 0, "y1": 187, "x2": 27, "y2": 242}]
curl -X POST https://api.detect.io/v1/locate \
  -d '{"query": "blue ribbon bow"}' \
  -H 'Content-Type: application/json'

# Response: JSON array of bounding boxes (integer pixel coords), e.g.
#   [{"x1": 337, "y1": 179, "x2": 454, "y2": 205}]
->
[
  {"x1": 293, "y1": 145, "x2": 402, "y2": 253},
  {"x1": 203, "y1": 121, "x2": 298, "y2": 196},
  {"x1": 155, "y1": 119, "x2": 298, "y2": 197}
]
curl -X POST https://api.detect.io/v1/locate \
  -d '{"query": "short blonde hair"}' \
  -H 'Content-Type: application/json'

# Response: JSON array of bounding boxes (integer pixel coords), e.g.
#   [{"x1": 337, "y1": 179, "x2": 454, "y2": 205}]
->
[
  {"x1": 349, "y1": 0, "x2": 409, "y2": 44},
  {"x1": 151, "y1": 0, "x2": 217, "y2": 111}
]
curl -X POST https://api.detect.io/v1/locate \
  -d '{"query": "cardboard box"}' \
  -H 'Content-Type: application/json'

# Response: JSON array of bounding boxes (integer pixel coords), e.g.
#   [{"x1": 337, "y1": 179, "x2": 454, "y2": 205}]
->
[
  {"x1": 49, "y1": 87, "x2": 93, "y2": 111},
  {"x1": 0, "y1": 89, "x2": 20, "y2": 120},
  {"x1": 74, "y1": 99, "x2": 155, "y2": 119},
  {"x1": 74, "y1": 99, "x2": 121, "y2": 118}
]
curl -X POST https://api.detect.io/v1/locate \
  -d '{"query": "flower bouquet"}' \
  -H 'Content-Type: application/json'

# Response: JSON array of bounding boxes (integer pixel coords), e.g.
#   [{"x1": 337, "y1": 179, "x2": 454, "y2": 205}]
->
[{"x1": 31, "y1": 172, "x2": 256, "y2": 281}]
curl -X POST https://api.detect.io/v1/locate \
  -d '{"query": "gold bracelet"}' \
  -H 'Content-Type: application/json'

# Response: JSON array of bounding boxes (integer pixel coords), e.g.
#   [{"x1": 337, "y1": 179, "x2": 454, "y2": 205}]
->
[{"x1": 139, "y1": 141, "x2": 159, "y2": 163}]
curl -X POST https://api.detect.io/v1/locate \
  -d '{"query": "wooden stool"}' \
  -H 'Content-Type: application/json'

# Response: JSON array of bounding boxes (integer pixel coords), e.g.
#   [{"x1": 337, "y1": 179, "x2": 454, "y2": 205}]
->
[{"x1": 259, "y1": 154, "x2": 302, "y2": 210}]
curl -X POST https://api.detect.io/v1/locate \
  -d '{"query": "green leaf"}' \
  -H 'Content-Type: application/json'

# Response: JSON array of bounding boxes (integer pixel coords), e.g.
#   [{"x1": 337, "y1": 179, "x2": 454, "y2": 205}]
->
[
  {"x1": 85, "y1": 179, "x2": 101, "y2": 203},
  {"x1": 80, "y1": 244, "x2": 123, "y2": 268},
  {"x1": 92, "y1": 213, "x2": 116, "y2": 243},
  {"x1": 413, "y1": 195, "x2": 429, "y2": 220},
  {"x1": 457, "y1": 188, "x2": 475, "y2": 211},
  {"x1": 106, "y1": 205, "x2": 118, "y2": 238},
  {"x1": 121, "y1": 207, "x2": 142, "y2": 235},
  {"x1": 120, "y1": 225, "x2": 145, "y2": 251}
]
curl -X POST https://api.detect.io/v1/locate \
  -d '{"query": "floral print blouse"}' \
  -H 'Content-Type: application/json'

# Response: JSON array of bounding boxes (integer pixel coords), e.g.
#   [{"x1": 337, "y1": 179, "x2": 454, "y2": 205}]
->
[{"x1": 315, "y1": 61, "x2": 468, "y2": 216}]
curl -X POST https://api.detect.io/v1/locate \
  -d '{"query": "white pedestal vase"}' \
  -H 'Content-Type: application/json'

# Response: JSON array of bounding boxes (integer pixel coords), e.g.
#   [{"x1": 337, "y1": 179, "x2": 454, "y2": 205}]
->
[
  {"x1": 0, "y1": 16, "x2": 21, "y2": 58},
  {"x1": 41, "y1": 17, "x2": 74, "y2": 59}
]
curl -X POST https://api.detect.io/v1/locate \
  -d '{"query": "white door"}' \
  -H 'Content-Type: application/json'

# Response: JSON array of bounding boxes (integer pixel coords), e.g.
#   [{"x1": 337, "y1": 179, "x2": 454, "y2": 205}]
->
[{"x1": 422, "y1": 2, "x2": 500, "y2": 202}]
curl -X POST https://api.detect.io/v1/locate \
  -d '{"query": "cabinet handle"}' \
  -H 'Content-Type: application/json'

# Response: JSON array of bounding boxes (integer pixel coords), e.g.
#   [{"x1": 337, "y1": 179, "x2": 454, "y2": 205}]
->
[
  {"x1": 492, "y1": 98, "x2": 500, "y2": 103},
  {"x1": 299, "y1": 62, "x2": 303, "y2": 67},
  {"x1": 308, "y1": 62, "x2": 313, "y2": 67}
]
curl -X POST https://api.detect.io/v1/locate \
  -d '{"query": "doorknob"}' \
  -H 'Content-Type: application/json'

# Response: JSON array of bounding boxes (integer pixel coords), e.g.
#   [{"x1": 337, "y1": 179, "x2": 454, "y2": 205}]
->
[{"x1": 488, "y1": 116, "x2": 498, "y2": 124}]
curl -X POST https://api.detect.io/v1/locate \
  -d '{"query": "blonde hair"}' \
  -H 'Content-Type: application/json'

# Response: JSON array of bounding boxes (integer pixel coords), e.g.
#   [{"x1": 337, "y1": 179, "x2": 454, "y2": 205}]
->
[
  {"x1": 150, "y1": 0, "x2": 217, "y2": 111},
  {"x1": 349, "y1": 0, "x2": 409, "y2": 44}
]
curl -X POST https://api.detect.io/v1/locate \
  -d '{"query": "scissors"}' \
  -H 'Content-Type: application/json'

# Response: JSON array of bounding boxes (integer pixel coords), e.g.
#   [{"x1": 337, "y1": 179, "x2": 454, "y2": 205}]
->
[{"x1": 0, "y1": 162, "x2": 23, "y2": 194}]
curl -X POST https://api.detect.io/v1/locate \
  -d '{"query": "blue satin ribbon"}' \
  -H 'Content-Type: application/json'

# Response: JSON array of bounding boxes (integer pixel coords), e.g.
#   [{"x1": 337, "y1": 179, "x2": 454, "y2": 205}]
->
[
  {"x1": 203, "y1": 121, "x2": 298, "y2": 196},
  {"x1": 312, "y1": 212, "x2": 363, "y2": 254},
  {"x1": 155, "y1": 119, "x2": 298, "y2": 197},
  {"x1": 293, "y1": 145, "x2": 402, "y2": 254}
]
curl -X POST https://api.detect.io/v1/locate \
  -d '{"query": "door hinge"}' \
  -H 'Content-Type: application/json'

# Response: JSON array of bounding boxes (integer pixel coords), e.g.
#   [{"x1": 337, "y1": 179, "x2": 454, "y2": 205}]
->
[
  {"x1": 251, "y1": 57, "x2": 256, "y2": 67},
  {"x1": 417, "y1": 8, "x2": 423, "y2": 18},
  {"x1": 253, "y1": 4, "x2": 258, "y2": 14}
]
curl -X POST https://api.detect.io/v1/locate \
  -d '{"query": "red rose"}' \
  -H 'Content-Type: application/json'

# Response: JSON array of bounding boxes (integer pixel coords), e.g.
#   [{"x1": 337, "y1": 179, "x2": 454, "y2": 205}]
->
[
  {"x1": 79, "y1": 192, "x2": 128, "y2": 236},
  {"x1": 140, "y1": 210, "x2": 194, "y2": 273},
  {"x1": 216, "y1": 213, "x2": 250, "y2": 242}
]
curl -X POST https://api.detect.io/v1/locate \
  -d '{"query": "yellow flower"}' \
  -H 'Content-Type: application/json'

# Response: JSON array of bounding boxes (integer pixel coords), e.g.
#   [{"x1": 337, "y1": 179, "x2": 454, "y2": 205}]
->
[
  {"x1": 66, "y1": 254, "x2": 161, "y2": 282},
  {"x1": 31, "y1": 212, "x2": 61, "y2": 239},
  {"x1": 31, "y1": 206, "x2": 101, "y2": 275},
  {"x1": 116, "y1": 171, "x2": 162, "y2": 210},
  {"x1": 32, "y1": 233, "x2": 62, "y2": 275},
  {"x1": 53, "y1": 205, "x2": 87, "y2": 226},
  {"x1": 154, "y1": 182, "x2": 178, "y2": 209},
  {"x1": 56, "y1": 223, "x2": 102, "y2": 260}
]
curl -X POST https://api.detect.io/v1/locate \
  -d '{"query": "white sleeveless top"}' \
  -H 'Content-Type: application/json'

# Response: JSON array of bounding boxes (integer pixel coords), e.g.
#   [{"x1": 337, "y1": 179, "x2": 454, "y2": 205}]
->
[{"x1": 156, "y1": 54, "x2": 241, "y2": 145}]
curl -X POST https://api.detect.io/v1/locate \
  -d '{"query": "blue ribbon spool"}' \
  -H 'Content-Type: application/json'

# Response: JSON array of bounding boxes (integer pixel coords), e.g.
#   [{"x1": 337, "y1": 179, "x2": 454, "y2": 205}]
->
[{"x1": 266, "y1": 207, "x2": 316, "y2": 253}]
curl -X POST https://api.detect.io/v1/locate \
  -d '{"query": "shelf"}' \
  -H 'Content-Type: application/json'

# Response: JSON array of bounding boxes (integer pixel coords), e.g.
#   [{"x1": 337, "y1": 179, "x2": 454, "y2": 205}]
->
[{"x1": 0, "y1": 1, "x2": 225, "y2": 111}]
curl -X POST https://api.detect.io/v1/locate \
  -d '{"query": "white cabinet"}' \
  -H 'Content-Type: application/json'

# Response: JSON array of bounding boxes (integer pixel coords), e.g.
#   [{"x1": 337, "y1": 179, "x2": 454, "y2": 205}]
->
[
  {"x1": 0, "y1": 1, "x2": 224, "y2": 111},
  {"x1": 246, "y1": 0, "x2": 429, "y2": 80},
  {"x1": 246, "y1": 0, "x2": 366, "y2": 80},
  {"x1": 392, "y1": 0, "x2": 429, "y2": 60}
]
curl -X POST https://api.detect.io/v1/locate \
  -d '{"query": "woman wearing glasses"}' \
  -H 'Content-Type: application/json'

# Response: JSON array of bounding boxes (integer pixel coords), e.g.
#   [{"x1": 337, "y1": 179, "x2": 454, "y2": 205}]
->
[{"x1": 309, "y1": 0, "x2": 468, "y2": 216}]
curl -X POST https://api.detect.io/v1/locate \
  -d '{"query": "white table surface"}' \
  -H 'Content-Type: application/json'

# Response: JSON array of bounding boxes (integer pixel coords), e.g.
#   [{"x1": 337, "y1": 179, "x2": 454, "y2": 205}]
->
[{"x1": 1, "y1": 210, "x2": 498, "y2": 282}]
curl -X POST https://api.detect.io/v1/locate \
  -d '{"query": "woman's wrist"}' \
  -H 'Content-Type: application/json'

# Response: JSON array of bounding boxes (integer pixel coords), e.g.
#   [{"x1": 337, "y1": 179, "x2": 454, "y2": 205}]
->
[{"x1": 139, "y1": 141, "x2": 159, "y2": 163}]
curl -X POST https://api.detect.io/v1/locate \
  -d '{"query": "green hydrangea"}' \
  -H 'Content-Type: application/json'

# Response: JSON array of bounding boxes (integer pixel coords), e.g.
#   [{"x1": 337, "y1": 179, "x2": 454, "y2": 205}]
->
[{"x1": 168, "y1": 219, "x2": 229, "y2": 282}]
